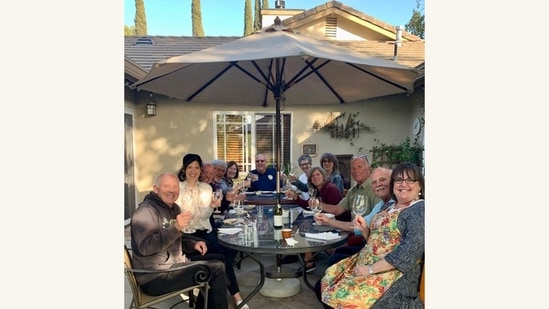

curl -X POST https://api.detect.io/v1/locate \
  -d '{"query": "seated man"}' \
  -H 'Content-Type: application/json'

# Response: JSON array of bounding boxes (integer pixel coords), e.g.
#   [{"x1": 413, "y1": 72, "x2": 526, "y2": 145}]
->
[
  {"x1": 318, "y1": 155, "x2": 381, "y2": 224},
  {"x1": 131, "y1": 172, "x2": 228, "y2": 309},
  {"x1": 316, "y1": 167, "x2": 393, "y2": 265},
  {"x1": 248, "y1": 153, "x2": 280, "y2": 192}
]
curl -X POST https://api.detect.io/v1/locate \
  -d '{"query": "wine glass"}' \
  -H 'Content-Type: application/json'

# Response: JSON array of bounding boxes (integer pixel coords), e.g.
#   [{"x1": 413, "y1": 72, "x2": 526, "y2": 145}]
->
[
  {"x1": 233, "y1": 199, "x2": 245, "y2": 228},
  {"x1": 309, "y1": 189, "x2": 322, "y2": 225},
  {"x1": 352, "y1": 194, "x2": 368, "y2": 226},
  {"x1": 279, "y1": 164, "x2": 285, "y2": 175},
  {"x1": 288, "y1": 163, "x2": 296, "y2": 179},
  {"x1": 213, "y1": 188, "x2": 223, "y2": 213},
  {"x1": 180, "y1": 202, "x2": 197, "y2": 234},
  {"x1": 243, "y1": 173, "x2": 252, "y2": 191}
]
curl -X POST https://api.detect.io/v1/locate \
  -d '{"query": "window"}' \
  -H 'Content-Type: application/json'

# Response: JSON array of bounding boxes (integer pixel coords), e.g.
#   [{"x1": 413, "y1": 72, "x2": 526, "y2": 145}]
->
[{"x1": 215, "y1": 112, "x2": 292, "y2": 173}]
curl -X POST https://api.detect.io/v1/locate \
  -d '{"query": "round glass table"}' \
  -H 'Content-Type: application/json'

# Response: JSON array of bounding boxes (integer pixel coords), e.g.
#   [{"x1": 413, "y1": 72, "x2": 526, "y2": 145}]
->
[{"x1": 218, "y1": 208, "x2": 349, "y2": 308}]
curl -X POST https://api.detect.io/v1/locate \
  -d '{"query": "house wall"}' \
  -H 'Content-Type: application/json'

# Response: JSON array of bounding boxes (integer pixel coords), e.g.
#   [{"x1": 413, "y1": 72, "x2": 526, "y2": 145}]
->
[{"x1": 128, "y1": 90, "x2": 423, "y2": 203}]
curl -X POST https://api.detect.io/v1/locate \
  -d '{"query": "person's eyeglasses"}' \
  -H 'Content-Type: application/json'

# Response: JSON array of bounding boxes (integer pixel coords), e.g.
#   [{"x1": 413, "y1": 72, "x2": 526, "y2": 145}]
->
[
  {"x1": 393, "y1": 177, "x2": 418, "y2": 184},
  {"x1": 256, "y1": 160, "x2": 265, "y2": 163},
  {"x1": 300, "y1": 163, "x2": 311, "y2": 167}
]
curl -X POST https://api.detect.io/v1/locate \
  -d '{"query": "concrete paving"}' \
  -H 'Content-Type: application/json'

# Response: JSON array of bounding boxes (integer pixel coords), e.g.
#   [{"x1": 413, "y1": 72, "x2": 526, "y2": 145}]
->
[{"x1": 125, "y1": 226, "x2": 331, "y2": 309}]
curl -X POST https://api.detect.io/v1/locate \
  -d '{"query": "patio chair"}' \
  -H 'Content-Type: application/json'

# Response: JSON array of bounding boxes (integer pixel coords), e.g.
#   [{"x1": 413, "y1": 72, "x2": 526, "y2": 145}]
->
[
  {"x1": 124, "y1": 245, "x2": 211, "y2": 309},
  {"x1": 419, "y1": 262, "x2": 425, "y2": 305}
]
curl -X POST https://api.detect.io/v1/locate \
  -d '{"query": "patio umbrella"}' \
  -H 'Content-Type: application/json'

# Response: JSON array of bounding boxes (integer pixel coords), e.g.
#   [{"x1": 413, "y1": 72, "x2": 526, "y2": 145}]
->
[{"x1": 131, "y1": 25, "x2": 421, "y2": 192}]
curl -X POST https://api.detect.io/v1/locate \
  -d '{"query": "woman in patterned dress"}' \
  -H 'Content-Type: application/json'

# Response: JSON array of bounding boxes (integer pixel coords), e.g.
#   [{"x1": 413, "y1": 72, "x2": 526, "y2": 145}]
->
[{"x1": 316, "y1": 162, "x2": 425, "y2": 309}]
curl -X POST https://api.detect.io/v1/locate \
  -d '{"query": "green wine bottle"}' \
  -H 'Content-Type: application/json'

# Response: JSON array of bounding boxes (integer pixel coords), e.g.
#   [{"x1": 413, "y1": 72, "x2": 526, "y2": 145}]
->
[{"x1": 273, "y1": 192, "x2": 283, "y2": 229}]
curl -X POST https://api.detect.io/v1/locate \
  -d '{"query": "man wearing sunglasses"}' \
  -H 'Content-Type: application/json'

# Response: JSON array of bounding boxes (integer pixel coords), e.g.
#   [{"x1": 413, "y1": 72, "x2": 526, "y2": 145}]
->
[{"x1": 248, "y1": 153, "x2": 279, "y2": 192}]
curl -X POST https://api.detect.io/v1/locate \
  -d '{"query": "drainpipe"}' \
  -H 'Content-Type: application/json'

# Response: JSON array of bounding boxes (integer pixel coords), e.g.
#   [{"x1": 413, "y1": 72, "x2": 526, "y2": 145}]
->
[{"x1": 393, "y1": 26, "x2": 402, "y2": 61}]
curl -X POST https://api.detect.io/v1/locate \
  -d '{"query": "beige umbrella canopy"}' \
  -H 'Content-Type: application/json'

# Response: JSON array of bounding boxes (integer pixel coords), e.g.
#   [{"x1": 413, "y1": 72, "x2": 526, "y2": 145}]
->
[
  {"x1": 131, "y1": 26, "x2": 420, "y2": 190},
  {"x1": 132, "y1": 28, "x2": 419, "y2": 106}
]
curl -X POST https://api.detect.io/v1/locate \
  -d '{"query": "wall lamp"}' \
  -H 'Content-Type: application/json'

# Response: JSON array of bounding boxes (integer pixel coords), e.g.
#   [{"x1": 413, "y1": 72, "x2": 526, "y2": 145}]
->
[{"x1": 147, "y1": 93, "x2": 157, "y2": 116}]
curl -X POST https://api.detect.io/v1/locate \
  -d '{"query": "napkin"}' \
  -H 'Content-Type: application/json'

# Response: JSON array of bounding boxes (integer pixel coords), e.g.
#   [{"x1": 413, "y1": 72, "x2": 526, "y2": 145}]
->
[
  {"x1": 285, "y1": 238, "x2": 298, "y2": 246},
  {"x1": 304, "y1": 232, "x2": 341, "y2": 240}
]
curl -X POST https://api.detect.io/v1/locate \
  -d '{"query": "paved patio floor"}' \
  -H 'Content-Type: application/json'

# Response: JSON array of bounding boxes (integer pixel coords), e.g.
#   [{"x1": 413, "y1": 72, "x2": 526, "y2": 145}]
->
[{"x1": 125, "y1": 226, "x2": 331, "y2": 309}]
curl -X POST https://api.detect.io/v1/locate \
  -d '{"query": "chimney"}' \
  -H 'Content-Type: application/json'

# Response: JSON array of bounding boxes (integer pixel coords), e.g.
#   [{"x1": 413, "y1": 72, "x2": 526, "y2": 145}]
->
[
  {"x1": 275, "y1": 1, "x2": 285, "y2": 9},
  {"x1": 393, "y1": 26, "x2": 403, "y2": 61}
]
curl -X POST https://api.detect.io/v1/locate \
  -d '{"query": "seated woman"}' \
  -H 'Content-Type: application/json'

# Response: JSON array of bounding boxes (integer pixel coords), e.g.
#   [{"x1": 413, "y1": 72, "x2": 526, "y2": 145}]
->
[
  {"x1": 314, "y1": 162, "x2": 425, "y2": 309},
  {"x1": 177, "y1": 153, "x2": 250, "y2": 309},
  {"x1": 285, "y1": 166, "x2": 345, "y2": 272},
  {"x1": 286, "y1": 166, "x2": 347, "y2": 220},
  {"x1": 319, "y1": 152, "x2": 345, "y2": 194}
]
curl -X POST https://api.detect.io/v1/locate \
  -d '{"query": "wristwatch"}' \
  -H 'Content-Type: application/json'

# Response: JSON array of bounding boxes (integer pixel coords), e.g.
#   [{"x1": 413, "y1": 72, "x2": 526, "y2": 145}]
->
[{"x1": 368, "y1": 265, "x2": 374, "y2": 275}]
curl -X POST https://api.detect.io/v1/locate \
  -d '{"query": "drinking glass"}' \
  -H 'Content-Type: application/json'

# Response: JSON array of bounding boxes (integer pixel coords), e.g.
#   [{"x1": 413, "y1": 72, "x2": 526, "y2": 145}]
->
[
  {"x1": 310, "y1": 192, "x2": 322, "y2": 225},
  {"x1": 352, "y1": 194, "x2": 368, "y2": 226},
  {"x1": 279, "y1": 164, "x2": 285, "y2": 174},
  {"x1": 213, "y1": 188, "x2": 223, "y2": 213},
  {"x1": 233, "y1": 199, "x2": 244, "y2": 227},
  {"x1": 288, "y1": 163, "x2": 296, "y2": 178},
  {"x1": 180, "y1": 202, "x2": 197, "y2": 233},
  {"x1": 243, "y1": 173, "x2": 252, "y2": 191}
]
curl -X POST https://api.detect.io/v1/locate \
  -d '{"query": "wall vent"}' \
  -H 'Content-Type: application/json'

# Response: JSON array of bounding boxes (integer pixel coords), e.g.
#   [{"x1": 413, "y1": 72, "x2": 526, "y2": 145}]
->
[
  {"x1": 134, "y1": 37, "x2": 154, "y2": 45},
  {"x1": 325, "y1": 16, "x2": 337, "y2": 38}
]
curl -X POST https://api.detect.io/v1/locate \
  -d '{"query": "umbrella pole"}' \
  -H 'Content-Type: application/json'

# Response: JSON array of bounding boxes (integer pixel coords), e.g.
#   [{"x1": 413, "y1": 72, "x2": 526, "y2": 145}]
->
[
  {"x1": 274, "y1": 58, "x2": 283, "y2": 195},
  {"x1": 275, "y1": 96, "x2": 281, "y2": 194}
]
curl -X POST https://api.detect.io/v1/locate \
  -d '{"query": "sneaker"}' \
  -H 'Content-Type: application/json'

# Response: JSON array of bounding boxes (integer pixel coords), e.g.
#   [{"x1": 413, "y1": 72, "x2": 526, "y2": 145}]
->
[
  {"x1": 281, "y1": 255, "x2": 299, "y2": 264},
  {"x1": 297, "y1": 262, "x2": 316, "y2": 273},
  {"x1": 236, "y1": 300, "x2": 250, "y2": 309}
]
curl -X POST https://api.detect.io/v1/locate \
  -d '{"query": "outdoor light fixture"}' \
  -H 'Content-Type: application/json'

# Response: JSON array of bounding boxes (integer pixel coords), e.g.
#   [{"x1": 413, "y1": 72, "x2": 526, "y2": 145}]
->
[{"x1": 147, "y1": 93, "x2": 157, "y2": 116}]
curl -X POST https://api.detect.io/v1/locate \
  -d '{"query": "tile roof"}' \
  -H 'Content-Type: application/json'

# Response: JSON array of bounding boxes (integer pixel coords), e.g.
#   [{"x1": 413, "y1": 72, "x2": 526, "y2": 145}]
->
[
  {"x1": 124, "y1": 1, "x2": 424, "y2": 77},
  {"x1": 124, "y1": 36, "x2": 239, "y2": 73},
  {"x1": 125, "y1": 35, "x2": 424, "y2": 76}
]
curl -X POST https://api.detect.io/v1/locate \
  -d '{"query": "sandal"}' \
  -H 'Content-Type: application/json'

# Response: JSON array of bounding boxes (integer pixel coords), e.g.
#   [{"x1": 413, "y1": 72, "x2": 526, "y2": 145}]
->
[{"x1": 236, "y1": 300, "x2": 250, "y2": 309}]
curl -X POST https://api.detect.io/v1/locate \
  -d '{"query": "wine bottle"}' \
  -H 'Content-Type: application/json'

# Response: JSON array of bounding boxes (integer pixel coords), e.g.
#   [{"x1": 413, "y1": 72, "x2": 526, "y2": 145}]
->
[{"x1": 273, "y1": 192, "x2": 283, "y2": 229}]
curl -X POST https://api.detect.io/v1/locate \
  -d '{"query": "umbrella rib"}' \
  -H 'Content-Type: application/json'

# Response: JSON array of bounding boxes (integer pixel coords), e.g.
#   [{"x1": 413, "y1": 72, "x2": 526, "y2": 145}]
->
[
  {"x1": 346, "y1": 63, "x2": 409, "y2": 92},
  {"x1": 255, "y1": 60, "x2": 275, "y2": 107},
  {"x1": 285, "y1": 58, "x2": 345, "y2": 104},
  {"x1": 234, "y1": 60, "x2": 276, "y2": 107},
  {"x1": 187, "y1": 62, "x2": 236, "y2": 101}
]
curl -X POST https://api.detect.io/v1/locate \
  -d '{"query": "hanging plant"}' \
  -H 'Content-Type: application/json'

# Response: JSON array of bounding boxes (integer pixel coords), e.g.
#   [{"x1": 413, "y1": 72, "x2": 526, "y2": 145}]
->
[{"x1": 318, "y1": 112, "x2": 374, "y2": 146}]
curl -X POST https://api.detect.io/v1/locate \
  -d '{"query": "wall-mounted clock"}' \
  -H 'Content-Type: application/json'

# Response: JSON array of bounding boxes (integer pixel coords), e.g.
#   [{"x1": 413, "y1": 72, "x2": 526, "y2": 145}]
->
[{"x1": 412, "y1": 118, "x2": 422, "y2": 135}]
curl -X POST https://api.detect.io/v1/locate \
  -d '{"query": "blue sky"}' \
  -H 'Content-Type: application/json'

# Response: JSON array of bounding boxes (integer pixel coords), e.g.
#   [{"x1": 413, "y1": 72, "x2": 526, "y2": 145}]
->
[{"x1": 124, "y1": 0, "x2": 424, "y2": 36}]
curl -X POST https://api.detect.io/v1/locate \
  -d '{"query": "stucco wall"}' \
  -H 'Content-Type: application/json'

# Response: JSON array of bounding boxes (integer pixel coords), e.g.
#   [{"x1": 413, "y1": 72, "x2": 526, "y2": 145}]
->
[{"x1": 127, "y1": 89, "x2": 423, "y2": 203}]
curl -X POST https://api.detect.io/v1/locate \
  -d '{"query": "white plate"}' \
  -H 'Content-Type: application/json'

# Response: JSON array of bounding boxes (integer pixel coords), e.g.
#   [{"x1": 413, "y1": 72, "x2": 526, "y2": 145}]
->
[
  {"x1": 218, "y1": 228, "x2": 242, "y2": 235},
  {"x1": 243, "y1": 204, "x2": 256, "y2": 210}
]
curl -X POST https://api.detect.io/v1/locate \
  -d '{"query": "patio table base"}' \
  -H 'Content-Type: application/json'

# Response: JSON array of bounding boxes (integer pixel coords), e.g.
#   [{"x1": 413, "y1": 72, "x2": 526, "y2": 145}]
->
[{"x1": 259, "y1": 277, "x2": 301, "y2": 298}]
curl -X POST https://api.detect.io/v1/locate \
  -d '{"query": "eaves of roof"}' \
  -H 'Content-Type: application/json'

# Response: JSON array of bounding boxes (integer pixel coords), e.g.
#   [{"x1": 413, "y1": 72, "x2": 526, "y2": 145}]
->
[
  {"x1": 124, "y1": 57, "x2": 147, "y2": 81},
  {"x1": 282, "y1": 1, "x2": 423, "y2": 42}
]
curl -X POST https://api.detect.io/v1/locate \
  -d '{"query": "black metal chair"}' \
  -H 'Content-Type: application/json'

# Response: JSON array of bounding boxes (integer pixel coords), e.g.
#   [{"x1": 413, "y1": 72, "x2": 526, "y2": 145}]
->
[{"x1": 124, "y1": 245, "x2": 211, "y2": 309}]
